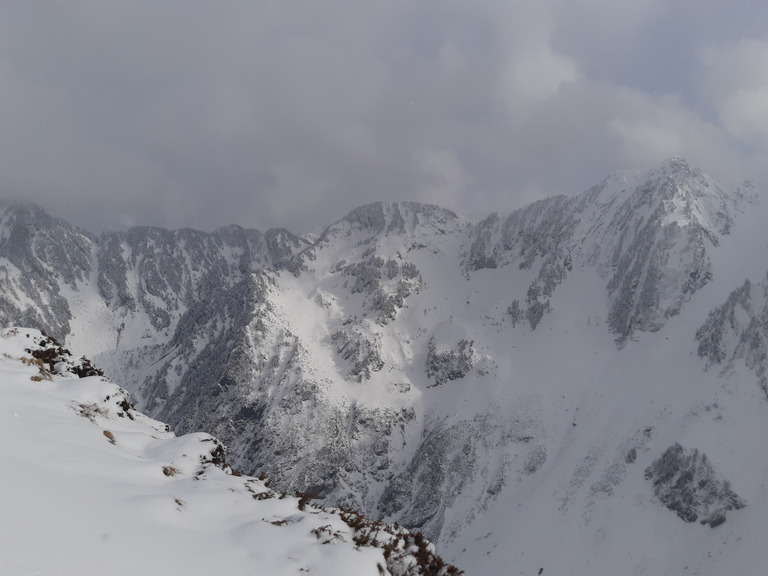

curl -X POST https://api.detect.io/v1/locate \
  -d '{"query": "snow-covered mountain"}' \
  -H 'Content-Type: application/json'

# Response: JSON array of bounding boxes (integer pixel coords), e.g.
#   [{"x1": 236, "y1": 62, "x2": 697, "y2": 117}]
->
[
  {"x1": 3, "y1": 157, "x2": 768, "y2": 574},
  {"x1": 0, "y1": 328, "x2": 457, "y2": 576}
]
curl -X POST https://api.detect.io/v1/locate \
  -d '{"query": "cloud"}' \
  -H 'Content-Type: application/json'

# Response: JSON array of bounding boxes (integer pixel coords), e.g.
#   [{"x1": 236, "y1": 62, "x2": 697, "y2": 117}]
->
[
  {"x1": 719, "y1": 88, "x2": 768, "y2": 144},
  {"x1": 610, "y1": 119, "x2": 682, "y2": 165},
  {"x1": 0, "y1": 1, "x2": 767, "y2": 234},
  {"x1": 499, "y1": 43, "x2": 580, "y2": 121},
  {"x1": 491, "y1": 1, "x2": 581, "y2": 123},
  {"x1": 699, "y1": 40, "x2": 768, "y2": 143},
  {"x1": 414, "y1": 148, "x2": 472, "y2": 207}
]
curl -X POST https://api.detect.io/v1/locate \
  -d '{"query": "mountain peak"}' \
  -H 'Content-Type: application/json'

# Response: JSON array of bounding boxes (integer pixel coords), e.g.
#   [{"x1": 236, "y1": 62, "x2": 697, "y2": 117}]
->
[
  {"x1": 322, "y1": 201, "x2": 462, "y2": 241},
  {"x1": 655, "y1": 155, "x2": 692, "y2": 175},
  {"x1": 0, "y1": 199, "x2": 85, "y2": 237}
]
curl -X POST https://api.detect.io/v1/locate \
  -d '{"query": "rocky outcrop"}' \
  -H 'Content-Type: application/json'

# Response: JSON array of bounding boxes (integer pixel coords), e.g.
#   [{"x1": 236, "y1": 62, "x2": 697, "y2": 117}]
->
[
  {"x1": 0, "y1": 202, "x2": 92, "y2": 340},
  {"x1": 426, "y1": 338, "x2": 477, "y2": 387},
  {"x1": 601, "y1": 159, "x2": 732, "y2": 344},
  {"x1": 696, "y1": 275, "x2": 768, "y2": 397},
  {"x1": 645, "y1": 443, "x2": 745, "y2": 527}
]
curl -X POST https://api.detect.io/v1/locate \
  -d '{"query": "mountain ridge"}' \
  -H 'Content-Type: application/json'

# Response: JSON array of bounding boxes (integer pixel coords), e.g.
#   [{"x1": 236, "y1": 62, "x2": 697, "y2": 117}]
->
[{"x1": 2, "y1": 157, "x2": 768, "y2": 574}]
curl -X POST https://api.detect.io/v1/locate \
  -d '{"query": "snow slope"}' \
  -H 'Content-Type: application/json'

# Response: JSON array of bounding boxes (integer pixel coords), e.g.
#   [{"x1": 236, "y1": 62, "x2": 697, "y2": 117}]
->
[{"x1": 0, "y1": 328, "x2": 458, "y2": 576}]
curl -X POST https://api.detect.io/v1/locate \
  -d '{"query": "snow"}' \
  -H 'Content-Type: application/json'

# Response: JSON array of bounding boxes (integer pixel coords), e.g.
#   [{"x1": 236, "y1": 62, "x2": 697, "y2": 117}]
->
[
  {"x1": 0, "y1": 328, "x2": 393, "y2": 576},
  {"x1": 442, "y1": 307, "x2": 768, "y2": 575},
  {"x1": 434, "y1": 209, "x2": 768, "y2": 575}
]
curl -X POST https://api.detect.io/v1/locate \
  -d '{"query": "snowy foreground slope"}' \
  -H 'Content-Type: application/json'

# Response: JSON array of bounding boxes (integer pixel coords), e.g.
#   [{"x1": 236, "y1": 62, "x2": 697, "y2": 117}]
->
[
  {"x1": 4, "y1": 157, "x2": 768, "y2": 574},
  {"x1": 0, "y1": 328, "x2": 458, "y2": 576}
]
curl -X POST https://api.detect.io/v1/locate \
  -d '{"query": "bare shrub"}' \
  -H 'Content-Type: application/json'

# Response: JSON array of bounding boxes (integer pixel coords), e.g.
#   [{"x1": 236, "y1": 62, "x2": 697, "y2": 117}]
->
[
  {"x1": 22, "y1": 356, "x2": 52, "y2": 381},
  {"x1": 74, "y1": 402, "x2": 108, "y2": 422},
  {"x1": 103, "y1": 430, "x2": 116, "y2": 445}
]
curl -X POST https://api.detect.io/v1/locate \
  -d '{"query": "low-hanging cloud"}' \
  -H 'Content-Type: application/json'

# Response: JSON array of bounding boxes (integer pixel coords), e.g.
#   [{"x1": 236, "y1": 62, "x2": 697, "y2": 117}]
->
[{"x1": 1, "y1": 1, "x2": 767, "y2": 234}]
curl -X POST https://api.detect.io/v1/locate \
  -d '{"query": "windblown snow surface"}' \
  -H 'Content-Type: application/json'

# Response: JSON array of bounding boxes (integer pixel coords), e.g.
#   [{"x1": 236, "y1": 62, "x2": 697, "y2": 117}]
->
[{"x1": 0, "y1": 328, "x2": 456, "y2": 576}]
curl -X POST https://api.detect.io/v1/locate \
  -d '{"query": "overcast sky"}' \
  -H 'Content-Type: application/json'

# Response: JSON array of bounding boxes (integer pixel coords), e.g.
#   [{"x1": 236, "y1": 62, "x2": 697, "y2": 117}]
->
[{"x1": 1, "y1": 1, "x2": 767, "y2": 234}]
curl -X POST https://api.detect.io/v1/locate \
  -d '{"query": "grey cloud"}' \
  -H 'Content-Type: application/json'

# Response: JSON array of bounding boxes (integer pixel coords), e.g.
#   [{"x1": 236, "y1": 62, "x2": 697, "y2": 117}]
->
[{"x1": 1, "y1": 1, "x2": 767, "y2": 235}]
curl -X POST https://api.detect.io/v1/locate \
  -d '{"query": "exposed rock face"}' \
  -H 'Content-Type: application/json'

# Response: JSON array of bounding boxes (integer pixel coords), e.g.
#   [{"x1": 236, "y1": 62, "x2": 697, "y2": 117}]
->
[
  {"x1": 465, "y1": 195, "x2": 576, "y2": 331},
  {"x1": 696, "y1": 276, "x2": 768, "y2": 396},
  {"x1": 600, "y1": 159, "x2": 733, "y2": 344},
  {"x1": 426, "y1": 338, "x2": 477, "y2": 387},
  {"x1": 464, "y1": 157, "x2": 738, "y2": 341},
  {"x1": 325, "y1": 201, "x2": 462, "y2": 241},
  {"x1": 96, "y1": 224, "x2": 309, "y2": 330},
  {"x1": 0, "y1": 202, "x2": 92, "y2": 340},
  {"x1": 645, "y1": 443, "x2": 745, "y2": 527},
  {"x1": 333, "y1": 325, "x2": 385, "y2": 381}
]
